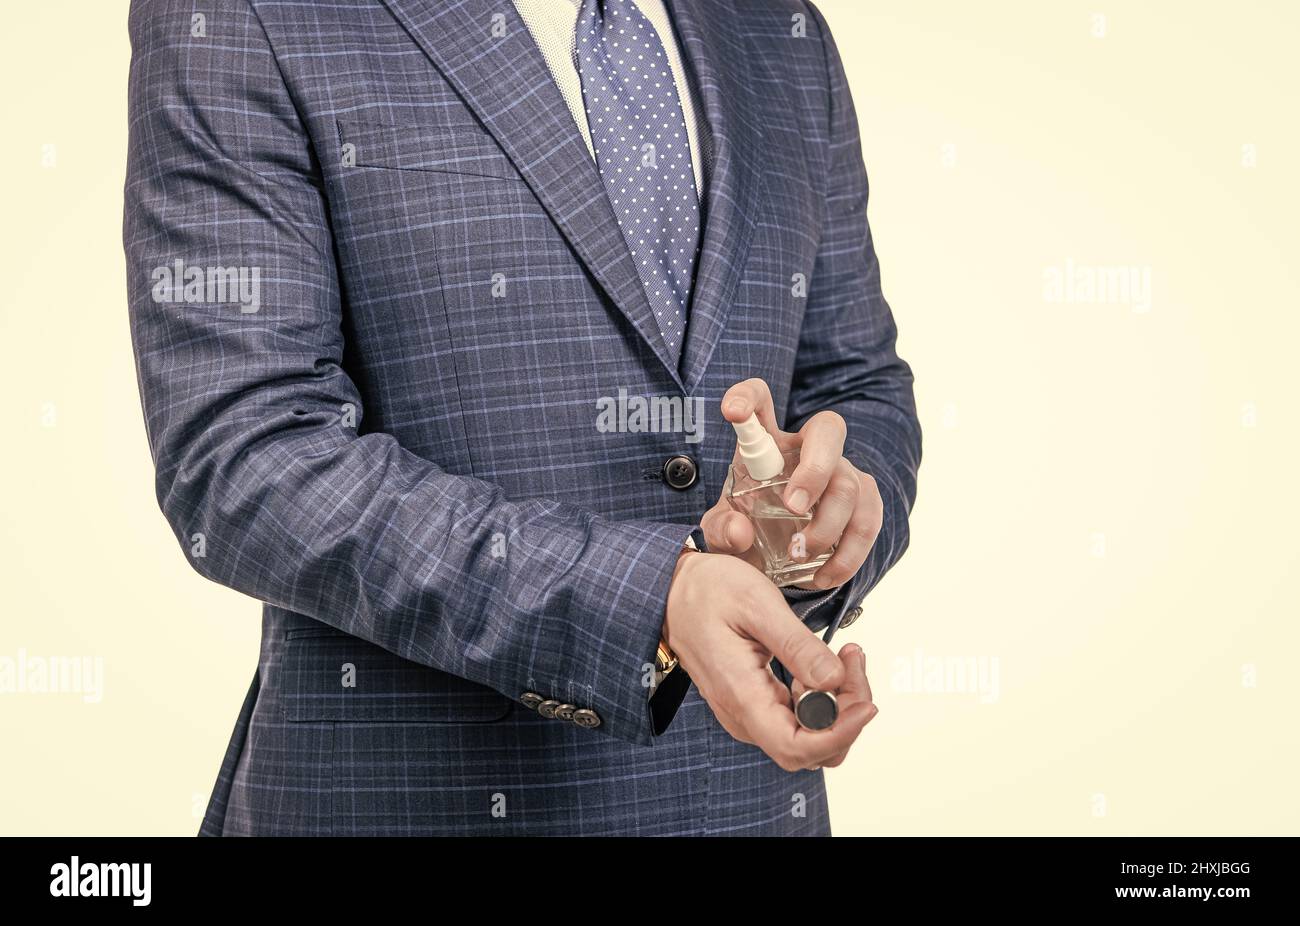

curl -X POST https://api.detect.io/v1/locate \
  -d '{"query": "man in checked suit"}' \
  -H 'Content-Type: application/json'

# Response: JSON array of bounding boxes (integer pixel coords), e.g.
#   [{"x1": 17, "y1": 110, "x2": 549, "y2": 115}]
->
[{"x1": 125, "y1": 0, "x2": 921, "y2": 836}]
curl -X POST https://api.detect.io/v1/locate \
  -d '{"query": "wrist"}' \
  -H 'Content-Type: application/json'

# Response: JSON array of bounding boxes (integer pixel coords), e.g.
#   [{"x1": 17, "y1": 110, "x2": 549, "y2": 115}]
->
[{"x1": 661, "y1": 542, "x2": 702, "y2": 658}]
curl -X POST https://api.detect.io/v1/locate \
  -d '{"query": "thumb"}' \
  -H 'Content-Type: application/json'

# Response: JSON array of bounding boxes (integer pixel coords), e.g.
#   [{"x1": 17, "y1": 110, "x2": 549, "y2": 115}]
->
[
  {"x1": 700, "y1": 504, "x2": 755, "y2": 554},
  {"x1": 747, "y1": 599, "x2": 845, "y2": 693}
]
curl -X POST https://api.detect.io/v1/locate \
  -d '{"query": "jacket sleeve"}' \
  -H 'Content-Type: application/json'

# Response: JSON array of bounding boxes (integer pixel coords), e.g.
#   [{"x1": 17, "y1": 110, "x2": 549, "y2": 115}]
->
[
  {"x1": 123, "y1": 0, "x2": 692, "y2": 746},
  {"x1": 785, "y1": 3, "x2": 923, "y2": 613}
]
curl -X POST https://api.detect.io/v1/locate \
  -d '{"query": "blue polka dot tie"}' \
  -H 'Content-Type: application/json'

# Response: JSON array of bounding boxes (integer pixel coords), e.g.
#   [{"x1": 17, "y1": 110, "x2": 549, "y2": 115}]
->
[{"x1": 575, "y1": 0, "x2": 701, "y2": 367}]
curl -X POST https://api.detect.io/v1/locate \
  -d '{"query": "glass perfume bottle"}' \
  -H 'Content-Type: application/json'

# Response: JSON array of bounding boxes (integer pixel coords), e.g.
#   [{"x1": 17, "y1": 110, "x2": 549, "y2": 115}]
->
[{"x1": 726, "y1": 414, "x2": 833, "y2": 588}]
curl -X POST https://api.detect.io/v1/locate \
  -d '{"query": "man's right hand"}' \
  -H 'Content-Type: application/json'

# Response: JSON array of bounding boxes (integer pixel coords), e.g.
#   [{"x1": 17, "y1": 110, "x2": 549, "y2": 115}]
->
[{"x1": 662, "y1": 550, "x2": 879, "y2": 771}]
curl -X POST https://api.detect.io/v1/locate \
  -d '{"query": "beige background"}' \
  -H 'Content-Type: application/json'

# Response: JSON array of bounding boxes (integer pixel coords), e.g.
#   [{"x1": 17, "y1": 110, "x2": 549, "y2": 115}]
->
[{"x1": 1, "y1": 1, "x2": 1296, "y2": 835}]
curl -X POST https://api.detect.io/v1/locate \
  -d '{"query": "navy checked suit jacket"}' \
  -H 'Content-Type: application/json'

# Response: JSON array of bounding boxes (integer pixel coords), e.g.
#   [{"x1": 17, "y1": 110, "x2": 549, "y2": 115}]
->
[{"x1": 124, "y1": 0, "x2": 921, "y2": 836}]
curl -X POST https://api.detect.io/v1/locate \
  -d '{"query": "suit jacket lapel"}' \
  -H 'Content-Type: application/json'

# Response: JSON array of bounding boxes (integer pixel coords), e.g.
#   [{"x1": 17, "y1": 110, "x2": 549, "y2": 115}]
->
[
  {"x1": 667, "y1": 0, "x2": 767, "y2": 393},
  {"x1": 379, "y1": 0, "x2": 684, "y2": 386}
]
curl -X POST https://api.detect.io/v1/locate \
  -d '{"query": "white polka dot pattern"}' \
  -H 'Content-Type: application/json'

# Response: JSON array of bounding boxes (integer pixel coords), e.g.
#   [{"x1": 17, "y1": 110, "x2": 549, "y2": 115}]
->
[{"x1": 575, "y1": 0, "x2": 701, "y2": 366}]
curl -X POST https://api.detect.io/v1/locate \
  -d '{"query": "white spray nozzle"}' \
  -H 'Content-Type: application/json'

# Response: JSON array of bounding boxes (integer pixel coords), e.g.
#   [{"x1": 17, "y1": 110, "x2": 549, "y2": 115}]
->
[{"x1": 731, "y1": 413, "x2": 783, "y2": 481}]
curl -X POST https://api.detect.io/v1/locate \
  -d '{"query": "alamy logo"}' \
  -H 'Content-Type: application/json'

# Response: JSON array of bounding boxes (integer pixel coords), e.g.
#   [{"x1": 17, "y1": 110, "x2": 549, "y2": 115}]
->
[
  {"x1": 50, "y1": 857, "x2": 151, "y2": 907},
  {"x1": 0, "y1": 649, "x2": 103, "y2": 703},
  {"x1": 595, "y1": 388, "x2": 705, "y2": 444},
  {"x1": 891, "y1": 647, "x2": 1000, "y2": 704},
  {"x1": 151, "y1": 259, "x2": 261, "y2": 314},
  {"x1": 1043, "y1": 258, "x2": 1151, "y2": 313}
]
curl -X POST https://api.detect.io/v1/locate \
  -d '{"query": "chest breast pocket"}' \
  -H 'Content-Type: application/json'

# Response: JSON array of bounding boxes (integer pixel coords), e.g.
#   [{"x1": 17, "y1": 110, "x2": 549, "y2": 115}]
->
[{"x1": 336, "y1": 110, "x2": 525, "y2": 183}]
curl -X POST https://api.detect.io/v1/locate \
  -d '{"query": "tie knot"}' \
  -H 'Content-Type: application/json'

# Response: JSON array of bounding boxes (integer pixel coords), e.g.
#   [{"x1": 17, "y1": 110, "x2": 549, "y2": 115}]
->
[{"x1": 581, "y1": 0, "x2": 635, "y2": 27}]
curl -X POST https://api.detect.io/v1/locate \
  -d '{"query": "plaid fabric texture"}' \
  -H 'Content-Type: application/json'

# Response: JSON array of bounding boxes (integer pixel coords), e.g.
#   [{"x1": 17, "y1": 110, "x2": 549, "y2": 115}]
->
[{"x1": 124, "y1": 0, "x2": 921, "y2": 836}]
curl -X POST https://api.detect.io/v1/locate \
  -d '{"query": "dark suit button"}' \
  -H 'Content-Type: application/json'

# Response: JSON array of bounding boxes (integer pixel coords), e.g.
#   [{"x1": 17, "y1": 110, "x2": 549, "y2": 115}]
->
[
  {"x1": 571, "y1": 708, "x2": 602, "y2": 729},
  {"x1": 537, "y1": 699, "x2": 561, "y2": 719},
  {"x1": 840, "y1": 606, "x2": 863, "y2": 629},
  {"x1": 520, "y1": 692, "x2": 544, "y2": 710},
  {"x1": 554, "y1": 703, "x2": 576, "y2": 721},
  {"x1": 662, "y1": 455, "x2": 698, "y2": 491}
]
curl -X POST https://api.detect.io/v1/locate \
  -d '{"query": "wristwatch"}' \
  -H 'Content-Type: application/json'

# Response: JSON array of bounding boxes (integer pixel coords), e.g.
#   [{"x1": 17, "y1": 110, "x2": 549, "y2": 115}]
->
[{"x1": 654, "y1": 637, "x2": 679, "y2": 686}]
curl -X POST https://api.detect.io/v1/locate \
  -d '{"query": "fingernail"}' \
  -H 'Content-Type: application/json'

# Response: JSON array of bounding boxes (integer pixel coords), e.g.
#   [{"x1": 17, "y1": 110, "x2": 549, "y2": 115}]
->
[
  {"x1": 812, "y1": 655, "x2": 838, "y2": 688},
  {"x1": 786, "y1": 488, "x2": 809, "y2": 514}
]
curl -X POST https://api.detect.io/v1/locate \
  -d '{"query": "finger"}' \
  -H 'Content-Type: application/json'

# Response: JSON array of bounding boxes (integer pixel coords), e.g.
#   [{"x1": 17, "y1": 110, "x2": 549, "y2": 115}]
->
[
  {"x1": 790, "y1": 677, "x2": 806, "y2": 704},
  {"x1": 725, "y1": 663, "x2": 802, "y2": 753},
  {"x1": 695, "y1": 669, "x2": 772, "y2": 748},
  {"x1": 783, "y1": 411, "x2": 847, "y2": 515},
  {"x1": 804, "y1": 647, "x2": 877, "y2": 768},
  {"x1": 804, "y1": 472, "x2": 882, "y2": 589},
  {"x1": 783, "y1": 700, "x2": 877, "y2": 771},
  {"x1": 721, "y1": 378, "x2": 779, "y2": 432},
  {"x1": 836, "y1": 644, "x2": 873, "y2": 708},
  {"x1": 813, "y1": 698, "x2": 879, "y2": 770},
  {"x1": 737, "y1": 659, "x2": 875, "y2": 773},
  {"x1": 820, "y1": 717, "x2": 877, "y2": 770},
  {"x1": 821, "y1": 736, "x2": 859, "y2": 768},
  {"x1": 788, "y1": 642, "x2": 853, "y2": 723},
  {"x1": 745, "y1": 595, "x2": 845, "y2": 694},
  {"x1": 700, "y1": 505, "x2": 755, "y2": 554},
  {"x1": 741, "y1": 669, "x2": 869, "y2": 773},
  {"x1": 722, "y1": 379, "x2": 799, "y2": 455},
  {"x1": 857, "y1": 645, "x2": 876, "y2": 708},
  {"x1": 792, "y1": 459, "x2": 859, "y2": 559}
]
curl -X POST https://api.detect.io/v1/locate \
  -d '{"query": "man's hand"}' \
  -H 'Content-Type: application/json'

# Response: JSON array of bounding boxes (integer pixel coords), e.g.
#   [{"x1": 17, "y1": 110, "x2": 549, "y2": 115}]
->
[
  {"x1": 663, "y1": 550, "x2": 879, "y2": 771},
  {"x1": 790, "y1": 643, "x2": 878, "y2": 767},
  {"x1": 701, "y1": 378, "x2": 884, "y2": 590}
]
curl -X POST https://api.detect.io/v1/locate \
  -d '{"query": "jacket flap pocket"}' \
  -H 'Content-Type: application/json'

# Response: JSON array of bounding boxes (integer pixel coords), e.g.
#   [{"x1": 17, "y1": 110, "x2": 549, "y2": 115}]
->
[
  {"x1": 279, "y1": 629, "x2": 512, "y2": 723},
  {"x1": 336, "y1": 116, "x2": 522, "y2": 181}
]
